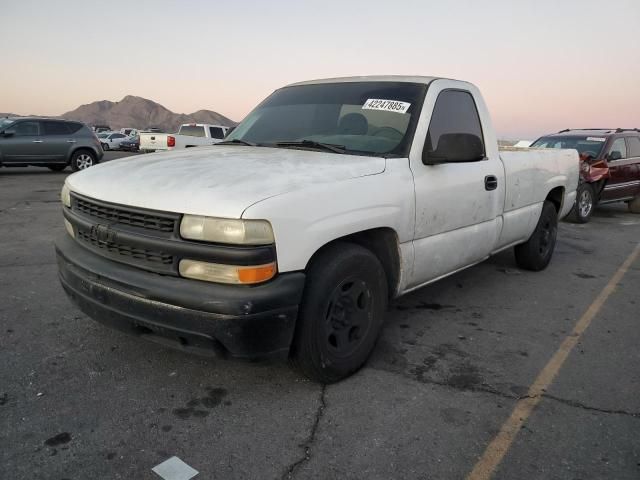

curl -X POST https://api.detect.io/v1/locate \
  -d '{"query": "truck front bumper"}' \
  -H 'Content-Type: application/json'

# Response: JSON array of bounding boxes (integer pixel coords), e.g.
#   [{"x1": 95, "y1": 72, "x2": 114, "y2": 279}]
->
[{"x1": 55, "y1": 234, "x2": 305, "y2": 359}]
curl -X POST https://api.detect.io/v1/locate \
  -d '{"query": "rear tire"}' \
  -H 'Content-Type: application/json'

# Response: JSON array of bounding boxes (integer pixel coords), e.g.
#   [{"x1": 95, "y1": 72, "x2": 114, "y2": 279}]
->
[
  {"x1": 567, "y1": 183, "x2": 595, "y2": 223},
  {"x1": 289, "y1": 242, "x2": 388, "y2": 383},
  {"x1": 629, "y1": 195, "x2": 640, "y2": 214},
  {"x1": 514, "y1": 200, "x2": 558, "y2": 271},
  {"x1": 47, "y1": 165, "x2": 66, "y2": 172},
  {"x1": 71, "y1": 150, "x2": 97, "y2": 172}
]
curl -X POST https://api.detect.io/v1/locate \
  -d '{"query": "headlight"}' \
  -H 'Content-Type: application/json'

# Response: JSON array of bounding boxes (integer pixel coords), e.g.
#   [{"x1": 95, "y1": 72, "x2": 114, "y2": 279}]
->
[
  {"x1": 61, "y1": 184, "x2": 71, "y2": 208},
  {"x1": 179, "y1": 259, "x2": 276, "y2": 284},
  {"x1": 180, "y1": 215, "x2": 274, "y2": 245}
]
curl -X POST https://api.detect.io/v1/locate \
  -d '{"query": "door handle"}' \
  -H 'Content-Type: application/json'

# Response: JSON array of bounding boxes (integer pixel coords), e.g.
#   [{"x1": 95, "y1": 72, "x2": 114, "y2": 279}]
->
[
  {"x1": 32, "y1": 140, "x2": 43, "y2": 143},
  {"x1": 66, "y1": 140, "x2": 77, "y2": 143},
  {"x1": 485, "y1": 175, "x2": 498, "y2": 191}
]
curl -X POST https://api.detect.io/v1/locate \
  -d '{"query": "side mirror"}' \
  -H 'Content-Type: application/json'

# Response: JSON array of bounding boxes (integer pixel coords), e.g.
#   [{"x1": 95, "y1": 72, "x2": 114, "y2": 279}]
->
[
  {"x1": 607, "y1": 151, "x2": 622, "y2": 161},
  {"x1": 2, "y1": 130, "x2": 15, "y2": 138},
  {"x1": 225, "y1": 126, "x2": 236, "y2": 138},
  {"x1": 423, "y1": 133, "x2": 485, "y2": 165}
]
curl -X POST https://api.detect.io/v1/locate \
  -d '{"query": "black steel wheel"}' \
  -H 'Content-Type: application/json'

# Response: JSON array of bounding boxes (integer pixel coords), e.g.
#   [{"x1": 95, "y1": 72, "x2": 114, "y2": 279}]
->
[
  {"x1": 514, "y1": 200, "x2": 558, "y2": 271},
  {"x1": 290, "y1": 242, "x2": 388, "y2": 383}
]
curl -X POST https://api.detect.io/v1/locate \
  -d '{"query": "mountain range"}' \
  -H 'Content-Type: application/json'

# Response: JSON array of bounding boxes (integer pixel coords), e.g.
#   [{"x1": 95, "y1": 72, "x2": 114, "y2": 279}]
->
[{"x1": 2, "y1": 96, "x2": 236, "y2": 133}]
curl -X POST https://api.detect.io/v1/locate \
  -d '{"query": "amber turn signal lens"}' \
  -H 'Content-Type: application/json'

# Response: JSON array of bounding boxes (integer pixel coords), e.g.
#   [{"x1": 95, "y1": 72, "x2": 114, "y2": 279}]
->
[
  {"x1": 237, "y1": 263, "x2": 277, "y2": 284},
  {"x1": 179, "y1": 259, "x2": 277, "y2": 284}
]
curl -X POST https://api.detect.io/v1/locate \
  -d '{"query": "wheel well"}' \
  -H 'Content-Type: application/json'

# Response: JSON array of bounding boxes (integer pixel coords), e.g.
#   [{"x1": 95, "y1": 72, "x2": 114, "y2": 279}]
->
[
  {"x1": 545, "y1": 186, "x2": 564, "y2": 213},
  {"x1": 306, "y1": 228, "x2": 401, "y2": 299}
]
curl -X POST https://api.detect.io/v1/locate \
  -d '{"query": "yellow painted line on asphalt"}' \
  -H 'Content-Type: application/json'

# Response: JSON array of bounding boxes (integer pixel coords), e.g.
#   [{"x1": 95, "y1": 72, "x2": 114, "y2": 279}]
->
[{"x1": 467, "y1": 242, "x2": 640, "y2": 480}]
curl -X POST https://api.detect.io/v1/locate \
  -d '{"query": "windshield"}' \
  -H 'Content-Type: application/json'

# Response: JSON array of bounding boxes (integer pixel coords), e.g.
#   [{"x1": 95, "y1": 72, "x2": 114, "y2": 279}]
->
[
  {"x1": 225, "y1": 82, "x2": 427, "y2": 157},
  {"x1": 0, "y1": 118, "x2": 16, "y2": 131},
  {"x1": 531, "y1": 135, "x2": 606, "y2": 158},
  {"x1": 97, "y1": 133, "x2": 108, "y2": 138}
]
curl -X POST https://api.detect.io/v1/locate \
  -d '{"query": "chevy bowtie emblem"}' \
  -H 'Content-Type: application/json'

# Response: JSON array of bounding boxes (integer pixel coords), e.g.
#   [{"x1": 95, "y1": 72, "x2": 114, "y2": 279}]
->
[{"x1": 90, "y1": 224, "x2": 117, "y2": 243}]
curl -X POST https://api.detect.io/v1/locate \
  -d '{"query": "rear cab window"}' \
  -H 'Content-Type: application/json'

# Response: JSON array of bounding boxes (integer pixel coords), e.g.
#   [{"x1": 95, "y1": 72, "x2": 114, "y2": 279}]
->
[{"x1": 179, "y1": 125, "x2": 206, "y2": 137}]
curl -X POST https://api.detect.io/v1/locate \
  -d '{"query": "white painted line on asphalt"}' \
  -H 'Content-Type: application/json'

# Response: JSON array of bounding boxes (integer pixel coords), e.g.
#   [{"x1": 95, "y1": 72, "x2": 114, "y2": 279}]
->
[{"x1": 152, "y1": 456, "x2": 199, "y2": 480}]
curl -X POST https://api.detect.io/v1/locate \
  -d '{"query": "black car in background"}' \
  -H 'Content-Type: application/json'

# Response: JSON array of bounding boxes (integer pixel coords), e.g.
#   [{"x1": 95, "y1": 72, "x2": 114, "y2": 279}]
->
[
  {"x1": 119, "y1": 136, "x2": 140, "y2": 152},
  {"x1": 0, "y1": 118, "x2": 104, "y2": 171}
]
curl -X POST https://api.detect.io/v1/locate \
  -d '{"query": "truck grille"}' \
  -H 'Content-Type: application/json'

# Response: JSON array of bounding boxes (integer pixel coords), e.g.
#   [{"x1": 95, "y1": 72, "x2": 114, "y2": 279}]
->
[
  {"x1": 77, "y1": 230, "x2": 174, "y2": 267},
  {"x1": 74, "y1": 196, "x2": 177, "y2": 233}
]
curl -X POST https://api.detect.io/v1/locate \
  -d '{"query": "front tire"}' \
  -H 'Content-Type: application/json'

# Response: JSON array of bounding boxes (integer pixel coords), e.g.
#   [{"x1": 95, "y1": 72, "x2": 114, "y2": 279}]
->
[
  {"x1": 514, "y1": 200, "x2": 558, "y2": 271},
  {"x1": 567, "y1": 183, "x2": 595, "y2": 223},
  {"x1": 102, "y1": 143, "x2": 110, "y2": 151},
  {"x1": 71, "y1": 150, "x2": 97, "y2": 171},
  {"x1": 290, "y1": 243, "x2": 388, "y2": 383}
]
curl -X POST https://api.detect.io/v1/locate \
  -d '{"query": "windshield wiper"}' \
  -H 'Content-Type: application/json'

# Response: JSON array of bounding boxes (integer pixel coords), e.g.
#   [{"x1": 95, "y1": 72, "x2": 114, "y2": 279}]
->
[
  {"x1": 216, "y1": 139, "x2": 257, "y2": 146},
  {"x1": 275, "y1": 140, "x2": 346, "y2": 154}
]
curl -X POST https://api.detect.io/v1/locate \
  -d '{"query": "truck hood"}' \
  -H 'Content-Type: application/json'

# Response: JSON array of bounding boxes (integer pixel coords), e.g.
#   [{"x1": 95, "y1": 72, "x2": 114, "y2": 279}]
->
[{"x1": 67, "y1": 146, "x2": 386, "y2": 218}]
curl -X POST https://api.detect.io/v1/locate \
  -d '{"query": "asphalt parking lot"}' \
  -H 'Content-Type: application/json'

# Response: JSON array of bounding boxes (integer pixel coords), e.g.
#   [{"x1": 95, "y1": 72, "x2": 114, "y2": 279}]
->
[{"x1": 1, "y1": 152, "x2": 639, "y2": 480}]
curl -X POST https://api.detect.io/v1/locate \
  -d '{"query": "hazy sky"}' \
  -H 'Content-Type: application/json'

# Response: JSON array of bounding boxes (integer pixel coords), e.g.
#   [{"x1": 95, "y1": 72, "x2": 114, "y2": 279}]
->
[{"x1": 1, "y1": 0, "x2": 639, "y2": 138}]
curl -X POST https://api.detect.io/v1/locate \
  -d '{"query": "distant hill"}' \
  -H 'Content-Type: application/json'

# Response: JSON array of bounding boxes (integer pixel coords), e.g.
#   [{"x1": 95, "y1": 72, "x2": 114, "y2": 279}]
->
[{"x1": 59, "y1": 95, "x2": 235, "y2": 132}]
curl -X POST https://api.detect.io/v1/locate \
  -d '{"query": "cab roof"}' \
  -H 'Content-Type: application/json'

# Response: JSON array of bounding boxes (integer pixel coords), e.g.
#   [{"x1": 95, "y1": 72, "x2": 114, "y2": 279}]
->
[{"x1": 287, "y1": 75, "x2": 443, "y2": 86}]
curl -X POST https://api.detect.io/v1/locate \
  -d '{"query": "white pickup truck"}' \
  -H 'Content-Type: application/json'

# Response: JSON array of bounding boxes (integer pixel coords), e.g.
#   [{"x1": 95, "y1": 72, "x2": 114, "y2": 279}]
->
[
  {"x1": 139, "y1": 123, "x2": 229, "y2": 152},
  {"x1": 56, "y1": 76, "x2": 578, "y2": 383}
]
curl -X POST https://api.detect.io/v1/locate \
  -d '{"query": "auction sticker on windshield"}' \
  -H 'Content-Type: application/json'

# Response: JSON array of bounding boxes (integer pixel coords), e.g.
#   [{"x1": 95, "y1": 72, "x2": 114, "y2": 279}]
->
[
  {"x1": 362, "y1": 99, "x2": 411, "y2": 114},
  {"x1": 586, "y1": 137, "x2": 606, "y2": 142}
]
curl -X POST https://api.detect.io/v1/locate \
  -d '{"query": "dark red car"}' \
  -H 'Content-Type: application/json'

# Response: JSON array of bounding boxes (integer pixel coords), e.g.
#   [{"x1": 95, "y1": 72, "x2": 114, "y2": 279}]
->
[{"x1": 531, "y1": 128, "x2": 640, "y2": 222}]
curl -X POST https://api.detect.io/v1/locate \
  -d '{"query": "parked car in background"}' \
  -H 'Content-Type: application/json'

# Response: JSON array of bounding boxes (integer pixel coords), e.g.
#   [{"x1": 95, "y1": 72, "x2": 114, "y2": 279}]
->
[
  {"x1": 0, "y1": 117, "x2": 103, "y2": 171},
  {"x1": 98, "y1": 132, "x2": 129, "y2": 151},
  {"x1": 120, "y1": 128, "x2": 138, "y2": 136},
  {"x1": 119, "y1": 136, "x2": 140, "y2": 152},
  {"x1": 92, "y1": 125, "x2": 111, "y2": 133},
  {"x1": 139, "y1": 123, "x2": 229, "y2": 152},
  {"x1": 56, "y1": 76, "x2": 578, "y2": 382},
  {"x1": 531, "y1": 128, "x2": 640, "y2": 222}
]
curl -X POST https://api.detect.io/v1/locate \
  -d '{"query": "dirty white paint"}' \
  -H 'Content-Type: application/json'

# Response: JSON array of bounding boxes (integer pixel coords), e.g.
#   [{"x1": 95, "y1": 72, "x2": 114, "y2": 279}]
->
[
  {"x1": 152, "y1": 456, "x2": 198, "y2": 480},
  {"x1": 65, "y1": 146, "x2": 385, "y2": 218},
  {"x1": 63, "y1": 76, "x2": 579, "y2": 296}
]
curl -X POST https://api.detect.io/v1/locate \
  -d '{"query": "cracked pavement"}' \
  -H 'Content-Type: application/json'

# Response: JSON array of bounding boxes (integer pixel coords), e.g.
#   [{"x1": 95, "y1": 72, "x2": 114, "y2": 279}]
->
[{"x1": 1, "y1": 154, "x2": 639, "y2": 479}]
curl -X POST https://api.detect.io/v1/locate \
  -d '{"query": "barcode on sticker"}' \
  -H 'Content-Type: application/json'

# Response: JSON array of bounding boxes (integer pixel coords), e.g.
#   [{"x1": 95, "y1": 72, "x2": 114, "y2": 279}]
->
[
  {"x1": 586, "y1": 137, "x2": 606, "y2": 142},
  {"x1": 362, "y1": 99, "x2": 411, "y2": 114}
]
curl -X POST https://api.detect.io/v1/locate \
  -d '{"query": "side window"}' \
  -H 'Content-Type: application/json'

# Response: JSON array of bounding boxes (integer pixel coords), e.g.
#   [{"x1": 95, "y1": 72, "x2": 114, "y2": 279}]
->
[
  {"x1": 68, "y1": 122, "x2": 83, "y2": 133},
  {"x1": 209, "y1": 127, "x2": 225, "y2": 139},
  {"x1": 608, "y1": 138, "x2": 627, "y2": 160},
  {"x1": 626, "y1": 137, "x2": 640, "y2": 158},
  {"x1": 112, "y1": 133, "x2": 125, "y2": 139},
  {"x1": 13, "y1": 121, "x2": 40, "y2": 136},
  {"x1": 424, "y1": 90, "x2": 485, "y2": 163},
  {"x1": 42, "y1": 121, "x2": 71, "y2": 135}
]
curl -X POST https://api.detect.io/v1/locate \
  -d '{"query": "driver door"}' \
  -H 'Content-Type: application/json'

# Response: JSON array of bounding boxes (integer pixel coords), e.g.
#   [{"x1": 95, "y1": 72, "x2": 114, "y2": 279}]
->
[{"x1": 407, "y1": 82, "x2": 504, "y2": 289}]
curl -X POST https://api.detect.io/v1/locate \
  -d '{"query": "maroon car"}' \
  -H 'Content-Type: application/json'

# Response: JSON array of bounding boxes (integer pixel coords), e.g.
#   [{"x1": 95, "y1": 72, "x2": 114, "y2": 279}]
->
[{"x1": 531, "y1": 128, "x2": 640, "y2": 222}]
